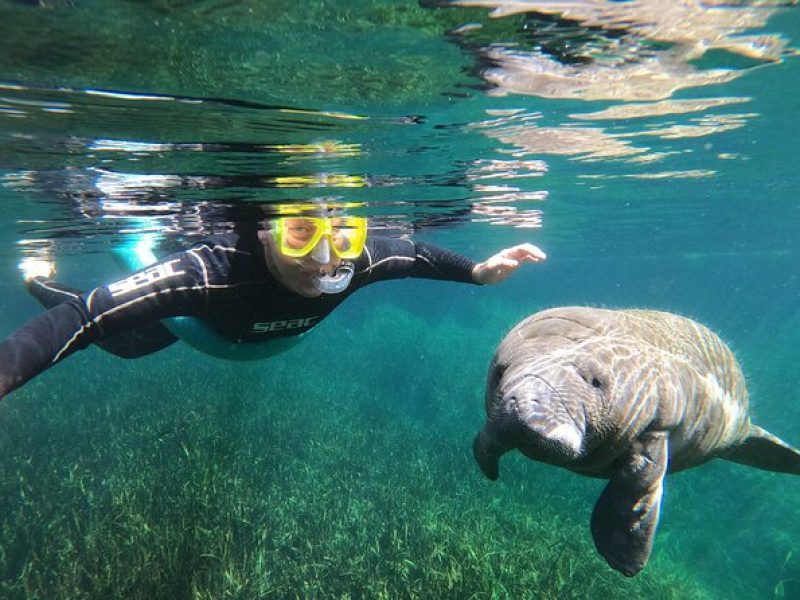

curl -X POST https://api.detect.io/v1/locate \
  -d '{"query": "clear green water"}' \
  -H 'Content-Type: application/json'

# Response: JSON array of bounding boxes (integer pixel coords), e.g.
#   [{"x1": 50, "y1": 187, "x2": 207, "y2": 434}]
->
[{"x1": 1, "y1": 1, "x2": 799, "y2": 598}]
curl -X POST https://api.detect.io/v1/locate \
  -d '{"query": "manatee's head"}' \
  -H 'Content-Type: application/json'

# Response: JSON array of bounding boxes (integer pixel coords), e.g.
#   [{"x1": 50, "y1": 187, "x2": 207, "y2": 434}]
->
[{"x1": 474, "y1": 318, "x2": 614, "y2": 480}]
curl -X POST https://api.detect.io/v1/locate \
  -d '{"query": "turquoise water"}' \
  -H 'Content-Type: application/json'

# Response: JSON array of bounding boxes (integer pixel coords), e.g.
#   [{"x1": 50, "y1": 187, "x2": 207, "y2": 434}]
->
[{"x1": 1, "y1": 1, "x2": 799, "y2": 598}]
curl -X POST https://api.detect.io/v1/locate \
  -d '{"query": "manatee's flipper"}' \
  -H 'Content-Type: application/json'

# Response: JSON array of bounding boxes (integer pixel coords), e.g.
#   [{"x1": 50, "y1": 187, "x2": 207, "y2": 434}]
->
[
  {"x1": 720, "y1": 425, "x2": 800, "y2": 475},
  {"x1": 590, "y1": 430, "x2": 669, "y2": 577},
  {"x1": 473, "y1": 427, "x2": 505, "y2": 481}
]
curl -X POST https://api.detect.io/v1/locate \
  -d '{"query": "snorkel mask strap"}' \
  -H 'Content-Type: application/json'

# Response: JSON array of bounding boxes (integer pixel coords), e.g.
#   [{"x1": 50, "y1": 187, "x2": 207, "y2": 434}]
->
[{"x1": 312, "y1": 261, "x2": 355, "y2": 294}]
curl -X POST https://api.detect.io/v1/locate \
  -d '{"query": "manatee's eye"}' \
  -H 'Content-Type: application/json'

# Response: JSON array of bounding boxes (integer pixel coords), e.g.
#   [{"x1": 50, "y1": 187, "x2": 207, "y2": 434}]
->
[{"x1": 575, "y1": 365, "x2": 603, "y2": 390}]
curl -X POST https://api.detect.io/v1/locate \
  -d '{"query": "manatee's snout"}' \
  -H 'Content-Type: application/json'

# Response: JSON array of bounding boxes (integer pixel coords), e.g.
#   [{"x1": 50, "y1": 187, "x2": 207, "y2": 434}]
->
[
  {"x1": 475, "y1": 369, "x2": 586, "y2": 480},
  {"x1": 498, "y1": 371, "x2": 586, "y2": 467}
]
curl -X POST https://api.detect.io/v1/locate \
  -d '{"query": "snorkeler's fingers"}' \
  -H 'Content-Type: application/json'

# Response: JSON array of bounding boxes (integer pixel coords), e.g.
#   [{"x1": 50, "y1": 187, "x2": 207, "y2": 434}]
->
[
  {"x1": 495, "y1": 243, "x2": 546, "y2": 262},
  {"x1": 496, "y1": 257, "x2": 519, "y2": 269},
  {"x1": 506, "y1": 243, "x2": 546, "y2": 261},
  {"x1": 483, "y1": 256, "x2": 519, "y2": 271}
]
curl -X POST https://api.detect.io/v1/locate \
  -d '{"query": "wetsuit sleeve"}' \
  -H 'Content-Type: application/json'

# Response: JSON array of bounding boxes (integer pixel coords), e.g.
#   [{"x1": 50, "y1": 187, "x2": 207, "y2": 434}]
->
[
  {"x1": 0, "y1": 251, "x2": 208, "y2": 398},
  {"x1": 356, "y1": 237, "x2": 478, "y2": 284}
]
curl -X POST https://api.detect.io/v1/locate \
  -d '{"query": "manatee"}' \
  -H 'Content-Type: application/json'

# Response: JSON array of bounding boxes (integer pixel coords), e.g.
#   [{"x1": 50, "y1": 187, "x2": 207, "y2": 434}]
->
[{"x1": 473, "y1": 306, "x2": 800, "y2": 577}]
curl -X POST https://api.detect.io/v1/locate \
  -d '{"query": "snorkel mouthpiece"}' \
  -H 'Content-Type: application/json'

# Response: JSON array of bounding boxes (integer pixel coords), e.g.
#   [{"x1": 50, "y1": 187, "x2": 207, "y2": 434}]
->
[{"x1": 312, "y1": 262, "x2": 354, "y2": 294}]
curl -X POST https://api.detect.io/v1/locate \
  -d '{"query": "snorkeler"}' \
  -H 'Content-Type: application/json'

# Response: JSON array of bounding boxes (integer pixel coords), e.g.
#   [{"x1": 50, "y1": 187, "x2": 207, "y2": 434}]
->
[{"x1": 0, "y1": 206, "x2": 546, "y2": 399}]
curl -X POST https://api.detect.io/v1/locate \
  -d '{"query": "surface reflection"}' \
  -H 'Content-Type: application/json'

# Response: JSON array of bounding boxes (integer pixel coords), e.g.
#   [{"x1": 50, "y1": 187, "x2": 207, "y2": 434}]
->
[
  {"x1": 435, "y1": 0, "x2": 795, "y2": 178},
  {"x1": 452, "y1": 0, "x2": 789, "y2": 64}
]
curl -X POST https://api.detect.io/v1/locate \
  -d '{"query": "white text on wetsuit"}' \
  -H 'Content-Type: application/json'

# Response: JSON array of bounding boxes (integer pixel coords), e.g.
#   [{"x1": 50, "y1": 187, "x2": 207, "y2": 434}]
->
[
  {"x1": 108, "y1": 260, "x2": 186, "y2": 297},
  {"x1": 252, "y1": 316, "x2": 319, "y2": 333}
]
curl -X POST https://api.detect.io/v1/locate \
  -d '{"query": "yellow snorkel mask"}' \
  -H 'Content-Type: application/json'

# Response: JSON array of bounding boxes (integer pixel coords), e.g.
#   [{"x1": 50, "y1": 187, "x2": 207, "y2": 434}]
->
[{"x1": 272, "y1": 216, "x2": 368, "y2": 260}]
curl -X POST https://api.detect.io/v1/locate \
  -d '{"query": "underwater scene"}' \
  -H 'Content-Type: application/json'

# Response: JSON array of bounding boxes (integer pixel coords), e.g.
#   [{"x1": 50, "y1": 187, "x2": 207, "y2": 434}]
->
[{"x1": 1, "y1": 0, "x2": 799, "y2": 598}]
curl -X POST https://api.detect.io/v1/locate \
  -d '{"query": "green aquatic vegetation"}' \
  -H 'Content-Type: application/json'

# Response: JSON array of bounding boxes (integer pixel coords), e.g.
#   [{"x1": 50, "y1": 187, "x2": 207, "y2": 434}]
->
[{"x1": 0, "y1": 299, "x2": 787, "y2": 598}]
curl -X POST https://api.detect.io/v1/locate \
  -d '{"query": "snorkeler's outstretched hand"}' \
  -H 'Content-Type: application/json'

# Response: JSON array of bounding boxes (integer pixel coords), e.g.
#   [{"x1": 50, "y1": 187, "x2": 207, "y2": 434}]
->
[{"x1": 471, "y1": 243, "x2": 547, "y2": 285}]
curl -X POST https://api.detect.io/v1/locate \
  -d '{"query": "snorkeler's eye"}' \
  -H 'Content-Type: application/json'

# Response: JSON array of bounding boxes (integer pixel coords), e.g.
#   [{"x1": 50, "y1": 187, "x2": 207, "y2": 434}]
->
[
  {"x1": 288, "y1": 225, "x2": 314, "y2": 240},
  {"x1": 334, "y1": 236, "x2": 352, "y2": 251}
]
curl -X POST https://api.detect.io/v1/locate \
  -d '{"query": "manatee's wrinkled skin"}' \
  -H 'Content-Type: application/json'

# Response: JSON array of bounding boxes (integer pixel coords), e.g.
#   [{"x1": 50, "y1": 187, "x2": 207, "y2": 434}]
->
[{"x1": 474, "y1": 307, "x2": 800, "y2": 577}]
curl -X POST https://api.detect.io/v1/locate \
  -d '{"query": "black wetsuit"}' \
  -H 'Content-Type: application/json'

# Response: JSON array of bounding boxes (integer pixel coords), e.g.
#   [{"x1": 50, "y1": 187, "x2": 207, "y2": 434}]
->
[{"x1": 0, "y1": 233, "x2": 478, "y2": 398}]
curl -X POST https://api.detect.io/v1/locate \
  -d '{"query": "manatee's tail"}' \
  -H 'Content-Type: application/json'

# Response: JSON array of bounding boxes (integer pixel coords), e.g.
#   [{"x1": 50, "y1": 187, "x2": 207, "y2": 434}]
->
[
  {"x1": 473, "y1": 427, "x2": 508, "y2": 481},
  {"x1": 720, "y1": 425, "x2": 800, "y2": 475}
]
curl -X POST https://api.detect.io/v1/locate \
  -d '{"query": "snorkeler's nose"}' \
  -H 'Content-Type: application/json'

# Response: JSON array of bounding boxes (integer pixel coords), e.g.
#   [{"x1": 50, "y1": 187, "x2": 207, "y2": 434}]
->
[{"x1": 310, "y1": 236, "x2": 332, "y2": 264}]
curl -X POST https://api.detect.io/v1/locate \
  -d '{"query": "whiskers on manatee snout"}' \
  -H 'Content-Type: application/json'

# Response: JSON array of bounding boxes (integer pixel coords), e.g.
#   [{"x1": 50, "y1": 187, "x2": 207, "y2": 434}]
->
[
  {"x1": 489, "y1": 367, "x2": 589, "y2": 466},
  {"x1": 473, "y1": 306, "x2": 800, "y2": 577}
]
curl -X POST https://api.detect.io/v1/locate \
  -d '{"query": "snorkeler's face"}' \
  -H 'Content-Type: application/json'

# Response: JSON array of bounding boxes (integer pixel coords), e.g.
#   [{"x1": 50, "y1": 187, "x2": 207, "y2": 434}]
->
[{"x1": 258, "y1": 228, "x2": 343, "y2": 298}]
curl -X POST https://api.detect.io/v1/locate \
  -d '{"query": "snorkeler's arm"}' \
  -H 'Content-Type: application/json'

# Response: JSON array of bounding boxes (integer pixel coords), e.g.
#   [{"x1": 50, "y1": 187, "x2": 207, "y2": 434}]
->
[
  {"x1": 0, "y1": 251, "x2": 210, "y2": 398},
  {"x1": 356, "y1": 237, "x2": 478, "y2": 284}
]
